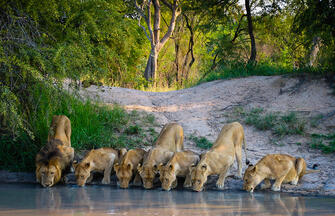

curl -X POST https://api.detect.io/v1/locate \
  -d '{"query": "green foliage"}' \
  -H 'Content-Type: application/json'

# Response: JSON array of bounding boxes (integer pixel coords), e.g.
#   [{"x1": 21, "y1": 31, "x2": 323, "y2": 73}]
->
[
  {"x1": 199, "y1": 62, "x2": 326, "y2": 84},
  {"x1": 189, "y1": 135, "x2": 213, "y2": 149},
  {"x1": 225, "y1": 107, "x2": 306, "y2": 138},
  {"x1": 310, "y1": 133, "x2": 335, "y2": 153}
]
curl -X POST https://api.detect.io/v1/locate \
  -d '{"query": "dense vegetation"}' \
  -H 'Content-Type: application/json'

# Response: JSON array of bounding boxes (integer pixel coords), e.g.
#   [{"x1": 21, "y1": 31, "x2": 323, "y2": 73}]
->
[{"x1": 0, "y1": 0, "x2": 334, "y2": 171}]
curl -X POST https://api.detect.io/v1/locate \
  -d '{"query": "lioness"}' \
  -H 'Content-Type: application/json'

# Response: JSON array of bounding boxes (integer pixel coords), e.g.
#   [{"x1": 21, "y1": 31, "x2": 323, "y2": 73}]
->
[
  {"x1": 35, "y1": 115, "x2": 74, "y2": 187},
  {"x1": 73, "y1": 147, "x2": 120, "y2": 186},
  {"x1": 243, "y1": 154, "x2": 320, "y2": 192},
  {"x1": 138, "y1": 123, "x2": 184, "y2": 189},
  {"x1": 158, "y1": 150, "x2": 199, "y2": 191},
  {"x1": 190, "y1": 122, "x2": 248, "y2": 192},
  {"x1": 114, "y1": 148, "x2": 147, "y2": 188}
]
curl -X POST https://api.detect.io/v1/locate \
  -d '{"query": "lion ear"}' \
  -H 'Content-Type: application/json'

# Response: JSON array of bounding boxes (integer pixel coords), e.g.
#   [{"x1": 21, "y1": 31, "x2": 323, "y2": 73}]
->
[
  {"x1": 72, "y1": 160, "x2": 78, "y2": 169},
  {"x1": 169, "y1": 164, "x2": 174, "y2": 170},
  {"x1": 153, "y1": 164, "x2": 158, "y2": 173},
  {"x1": 189, "y1": 164, "x2": 195, "y2": 174},
  {"x1": 158, "y1": 163, "x2": 164, "y2": 173},
  {"x1": 85, "y1": 162, "x2": 90, "y2": 168},
  {"x1": 114, "y1": 163, "x2": 120, "y2": 172}
]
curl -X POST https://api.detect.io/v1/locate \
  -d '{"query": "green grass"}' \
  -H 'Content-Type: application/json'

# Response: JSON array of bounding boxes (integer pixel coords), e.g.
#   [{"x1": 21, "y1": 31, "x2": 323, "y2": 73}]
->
[
  {"x1": 198, "y1": 62, "x2": 326, "y2": 84},
  {"x1": 0, "y1": 86, "x2": 158, "y2": 172},
  {"x1": 225, "y1": 107, "x2": 306, "y2": 138},
  {"x1": 189, "y1": 135, "x2": 213, "y2": 149},
  {"x1": 309, "y1": 133, "x2": 335, "y2": 153}
]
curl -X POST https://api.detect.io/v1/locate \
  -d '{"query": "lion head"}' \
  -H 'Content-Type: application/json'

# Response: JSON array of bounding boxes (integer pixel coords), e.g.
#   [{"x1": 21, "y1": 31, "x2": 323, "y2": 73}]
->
[
  {"x1": 158, "y1": 163, "x2": 176, "y2": 191},
  {"x1": 73, "y1": 161, "x2": 91, "y2": 187},
  {"x1": 243, "y1": 165, "x2": 263, "y2": 192},
  {"x1": 190, "y1": 163, "x2": 208, "y2": 192},
  {"x1": 114, "y1": 162, "x2": 133, "y2": 188},
  {"x1": 137, "y1": 163, "x2": 158, "y2": 189},
  {"x1": 36, "y1": 159, "x2": 61, "y2": 187},
  {"x1": 35, "y1": 140, "x2": 63, "y2": 187}
]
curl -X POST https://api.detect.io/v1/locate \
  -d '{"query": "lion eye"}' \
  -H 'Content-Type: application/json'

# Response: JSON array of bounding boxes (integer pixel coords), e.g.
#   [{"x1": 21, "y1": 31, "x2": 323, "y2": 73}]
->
[
  {"x1": 165, "y1": 178, "x2": 169, "y2": 182},
  {"x1": 197, "y1": 180, "x2": 201, "y2": 184},
  {"x1": 81, "y1": 175, "x2": 84, "y2": 178},
  {"x1": 50, "y1": 172, "x2": 55, "y2": 175}
]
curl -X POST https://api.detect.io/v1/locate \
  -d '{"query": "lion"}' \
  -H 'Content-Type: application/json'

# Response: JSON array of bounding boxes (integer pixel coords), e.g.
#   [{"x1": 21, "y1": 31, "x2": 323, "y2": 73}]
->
[
  {"x1": 243, "y1": 154, "x2": 320, "y2": 192},
  {"x1": 35, "y1": 115, "x2": 74, "y2": 187},
  {"x1": 114, "y1": 148, "x2": 147, "y2": 188},
  {"x1": 137, "y1": 123, "x2": 184, "y2": 189},
  {"x1": 158, "y1": 150, "x2": 199, "y2": 191},
  {"x1": 73, "y1": 147, "x2": 121, "y2": 186},
  {"x1": 189, "y1": 122, "x2": 248, "y2": 192}
]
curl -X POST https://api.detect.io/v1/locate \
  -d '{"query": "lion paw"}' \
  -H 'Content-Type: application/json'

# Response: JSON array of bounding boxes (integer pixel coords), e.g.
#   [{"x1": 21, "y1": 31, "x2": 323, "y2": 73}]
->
[
  {"x1": 271, "y1": 185, "x2": 281, "y2": 191},
  {"x1": 260, "y1": 183, "x2": 271, "y2": 189},
  {"x1": 101, "y1": 179, "x2": 110, "y2": 185},
  {"x1": 290, "y1": 179, "x2": 298, "y2": 185},
  {"x1": 216, "y1": 181, "x2": 225, "y2": 189}
]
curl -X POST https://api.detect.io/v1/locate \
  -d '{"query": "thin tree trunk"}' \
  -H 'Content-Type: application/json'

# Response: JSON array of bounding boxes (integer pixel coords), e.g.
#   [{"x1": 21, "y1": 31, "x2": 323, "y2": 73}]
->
[
  {"x1": 134, "y1": 0, "x2": 180, "y2": 82},
  {"x1": 245, "y1": 0, "x2": 256, "y2": 63}
]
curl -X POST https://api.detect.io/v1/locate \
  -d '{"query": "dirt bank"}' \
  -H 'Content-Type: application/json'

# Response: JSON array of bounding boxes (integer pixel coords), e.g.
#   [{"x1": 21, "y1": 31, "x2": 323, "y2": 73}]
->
[
  {"x1": 77, "y1": 75, "x2": 335, "y2": 195},
  {"x1": 2, "y1": 76, "x2": 334, "y2": 196}
]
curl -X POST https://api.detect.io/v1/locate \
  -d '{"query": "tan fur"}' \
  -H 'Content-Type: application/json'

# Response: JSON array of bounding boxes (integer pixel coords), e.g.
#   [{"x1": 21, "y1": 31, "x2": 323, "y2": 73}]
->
[
  {"x1": 158, "y1": 151, "x2": 199, "y2": 191},
  {"x1": 138, "y1": 123, "x2": 184, "y2": 189},
  {"x1": 243, "y1": 154, "x2": 320, "y2": 192},
  {"x1": 114, "y1": 148, "x2": 147, "y2": 188},
  {"x1": 73, "y1": 147, "x2": 119, "y2": 186},
  {"x1": 35, "y1": 115, "x2": 74, "y2": 187},
  {"x1": 48, "y1": 115, "x2": 71, "y2": 146},
  {"x1": 190, "y1": 122, "x2": 248, "y2": 192}
]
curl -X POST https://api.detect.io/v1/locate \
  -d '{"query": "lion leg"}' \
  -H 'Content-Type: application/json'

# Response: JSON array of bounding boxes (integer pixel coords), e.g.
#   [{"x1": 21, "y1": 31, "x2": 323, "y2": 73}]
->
[
  {"x1": 87, "y1": 173, "x2": 94, "y2": 183},
  {"x1": 295, "y1": 157, "x2": 306, "y2": 182},
  {"x1": 272, "y1": 174, "x2": 288, "y2": 192},
  {"x1": 133, "y1": 172, "x2": 142, "y2": 186},
  {"x1": 102, "y1": 156, "x2": 115, "y2": 184},
  {"x1": 235, "y1": 145, "x2": 243, "y2": 178},
  {"x1": 172, "y1": 179, "x2": 178, "y2": 189},
  {"x1": 216, "y1": 165, "x2": 230, "y2": 189},
  {"x1": 183, "y1": 173, "x2": 192, "y2": 188},
  {"x1": 260, "y1": 179, "x2": 271, "y2": 189}
]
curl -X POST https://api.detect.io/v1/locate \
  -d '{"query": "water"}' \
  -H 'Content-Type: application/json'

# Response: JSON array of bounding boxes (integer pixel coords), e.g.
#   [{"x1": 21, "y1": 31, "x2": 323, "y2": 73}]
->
[{"x1": 0, "y1": 183, "x2": 334, "y2": 216}]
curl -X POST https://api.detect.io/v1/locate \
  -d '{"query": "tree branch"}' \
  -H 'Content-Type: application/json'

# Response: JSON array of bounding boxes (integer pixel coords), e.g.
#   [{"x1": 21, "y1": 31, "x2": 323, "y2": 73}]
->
[{"x1": 159, "y1": 0, "x2": 180, "y2": 49}]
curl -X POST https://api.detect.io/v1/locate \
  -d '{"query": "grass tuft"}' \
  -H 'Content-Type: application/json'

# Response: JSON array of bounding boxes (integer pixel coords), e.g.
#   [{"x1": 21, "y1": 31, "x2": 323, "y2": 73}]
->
[{"x1": 189, "y1": 135, "x2": 213, "y2": 149}]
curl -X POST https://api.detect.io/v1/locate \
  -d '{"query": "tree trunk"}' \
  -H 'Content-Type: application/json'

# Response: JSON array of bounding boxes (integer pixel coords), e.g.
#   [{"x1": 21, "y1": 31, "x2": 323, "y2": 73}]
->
[
  {"x1": 245, "y1": 0, "x2": 256, "y2": 63},
  {"x1": 135, "y1": 0, "x2": 180, "y2": 82},
  {"x1": 144, "y1": 48, "x2": 158, "y2": 81}
]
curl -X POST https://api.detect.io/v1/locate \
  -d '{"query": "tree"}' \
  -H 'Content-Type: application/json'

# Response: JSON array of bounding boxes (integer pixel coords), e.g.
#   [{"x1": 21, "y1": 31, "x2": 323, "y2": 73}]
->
[
  {"x1": 133, "y1": 0, "x2": 181, "y2": 82},
  {"x1": 245, "y1": 0, "x2": 256, "y2": 63}
]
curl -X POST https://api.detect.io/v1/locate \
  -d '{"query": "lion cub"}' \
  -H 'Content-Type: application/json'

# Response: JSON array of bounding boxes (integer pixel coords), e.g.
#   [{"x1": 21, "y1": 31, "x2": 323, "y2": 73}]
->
[
  {"x1": 138, "y1": 123, "x2": 184, "y2": 189},
  {"x1": 243, "y1": 154, "x2": 319, "y2": 192},
  {"x1": 114, "y1": 148, "x2": 147, "y2": 188},
  {"x1": 35, "y1": 115, "x2": 74, "y2": 187},
  {"x1": 73, "y1": 147, "x2": 120, "y2": 186},
  {"x1": 190, "y1": 122, "x2": 248, "y2": 192},
  {"x1": 158, "y1": 150, "x2": 199, "y2": 191}
]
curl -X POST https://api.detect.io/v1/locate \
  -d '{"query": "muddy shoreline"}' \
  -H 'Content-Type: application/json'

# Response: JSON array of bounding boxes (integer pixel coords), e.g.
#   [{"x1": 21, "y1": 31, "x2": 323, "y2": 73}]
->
[{"x1": 1, "y1": 170, "x2": 334, "y2": 197}]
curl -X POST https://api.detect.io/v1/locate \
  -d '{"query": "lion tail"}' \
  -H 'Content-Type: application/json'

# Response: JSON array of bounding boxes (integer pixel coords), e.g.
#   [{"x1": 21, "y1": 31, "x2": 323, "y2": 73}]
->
[
  {"x1": 305, "y1": 169, "x2": 320, "y2": 174},
  {"x1": 243, "y1": 136, "x2": 250, "y2": 165}
]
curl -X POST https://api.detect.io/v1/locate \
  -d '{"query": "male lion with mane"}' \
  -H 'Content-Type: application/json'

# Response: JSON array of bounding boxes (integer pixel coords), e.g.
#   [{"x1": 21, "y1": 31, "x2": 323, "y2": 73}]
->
[
  {"x1": 35, "y1": 115, "x2": 74, "y2": 187},
  {"x1": 243, "y1": 154, "x2": 319, "y2": 192},
  {"x1": 138, "y1": 123, "x2": 184, "y2": 189},
  {"x1": 190, "y1": 122, "x2": 249, "y2": 192}
]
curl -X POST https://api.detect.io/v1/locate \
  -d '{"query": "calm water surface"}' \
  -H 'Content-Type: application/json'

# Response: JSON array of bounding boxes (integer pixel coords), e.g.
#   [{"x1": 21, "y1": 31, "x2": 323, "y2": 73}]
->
[{"x1": 0, "y1": 183, "x2": 334, "y2": 216}]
